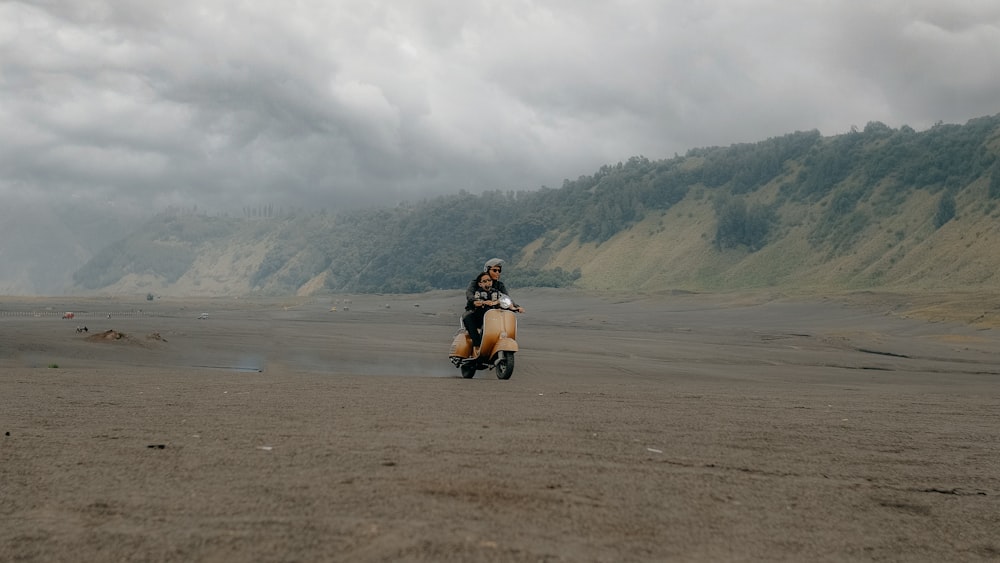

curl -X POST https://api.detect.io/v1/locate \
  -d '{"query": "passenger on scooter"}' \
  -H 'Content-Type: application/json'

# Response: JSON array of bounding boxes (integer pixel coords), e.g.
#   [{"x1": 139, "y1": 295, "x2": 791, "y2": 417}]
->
[
  {"x1": 463, "y1": 272, "x2": 500, "y2": 354},
  {"x1": 466, "y1": 258, "x2": 525, "y2": 313}
]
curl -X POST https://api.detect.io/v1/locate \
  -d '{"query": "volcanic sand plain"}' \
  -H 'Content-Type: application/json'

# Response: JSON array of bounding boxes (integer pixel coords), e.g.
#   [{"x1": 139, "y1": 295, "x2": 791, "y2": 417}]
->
[{"x1": 1, "y1": 288, "x2": 999, "y2": 562}]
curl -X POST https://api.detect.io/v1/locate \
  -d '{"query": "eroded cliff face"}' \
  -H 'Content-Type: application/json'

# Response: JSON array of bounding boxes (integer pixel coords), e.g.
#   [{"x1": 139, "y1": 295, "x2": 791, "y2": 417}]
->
[
  {"x1": 525, "y1": 186, "x2": 1000, "y2": 295},
  {"x1": 84, "y1": 182, "x2": 1000, "y2": 298},
  {"x1": 88, "y1": 237, "x2": 273, "y2": 297}
]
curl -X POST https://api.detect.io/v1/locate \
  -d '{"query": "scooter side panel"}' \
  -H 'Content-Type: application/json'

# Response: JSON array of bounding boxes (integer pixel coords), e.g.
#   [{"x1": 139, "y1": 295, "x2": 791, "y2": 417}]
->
[
  {"x1": 449, "y1": 330, "x2": 472, "y2": 358},
  {"x1": 481, "y1": 310, "x2": 516, "y2": 355}
]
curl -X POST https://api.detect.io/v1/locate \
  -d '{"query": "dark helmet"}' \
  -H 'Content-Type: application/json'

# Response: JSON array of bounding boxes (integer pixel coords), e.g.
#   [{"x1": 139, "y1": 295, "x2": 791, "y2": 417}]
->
[{"x1": 483, "y1": 258, "x2": 505, "y2": 272}]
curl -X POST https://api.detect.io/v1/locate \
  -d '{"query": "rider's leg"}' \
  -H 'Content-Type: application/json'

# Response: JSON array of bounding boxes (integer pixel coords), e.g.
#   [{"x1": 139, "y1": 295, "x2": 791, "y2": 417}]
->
[{"x1": 462, "y1": 310, "x2": 483, "y2": 348}]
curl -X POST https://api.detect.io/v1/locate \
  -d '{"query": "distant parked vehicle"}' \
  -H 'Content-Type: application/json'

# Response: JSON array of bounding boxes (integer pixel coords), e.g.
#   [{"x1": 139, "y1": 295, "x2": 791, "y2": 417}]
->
[
  {"x1": 197, "y1": 313, "x2": 209, "y2": 320},
  {"x1": 62, "y1": 312, "x2": 74, "y2": 319}
]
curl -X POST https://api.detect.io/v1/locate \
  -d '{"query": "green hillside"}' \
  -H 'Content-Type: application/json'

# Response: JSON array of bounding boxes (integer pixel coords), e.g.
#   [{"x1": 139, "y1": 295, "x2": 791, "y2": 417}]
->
[{"x1": 73, "y1": 114, "x2": 1000, "y2": 297}]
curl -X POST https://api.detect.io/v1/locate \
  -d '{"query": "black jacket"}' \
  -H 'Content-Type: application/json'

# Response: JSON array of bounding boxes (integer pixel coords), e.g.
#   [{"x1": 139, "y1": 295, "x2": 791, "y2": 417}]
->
[
  {"x1": 465, "y1": 289, "x2": 499, "y2": 312},
  {"x1": 465, "y1": 278, "x2": 515, "y2": 310}
]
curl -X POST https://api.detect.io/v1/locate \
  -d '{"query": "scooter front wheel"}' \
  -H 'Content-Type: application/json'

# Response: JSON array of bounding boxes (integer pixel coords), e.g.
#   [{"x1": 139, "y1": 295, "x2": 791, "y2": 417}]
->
[{"x1": 495, "y1": 351, "x2": 515, "y2": 380}]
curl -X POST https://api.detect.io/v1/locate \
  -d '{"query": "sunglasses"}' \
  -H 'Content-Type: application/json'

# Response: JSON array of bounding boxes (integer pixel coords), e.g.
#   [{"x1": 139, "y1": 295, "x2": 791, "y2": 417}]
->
[{"x1": 489, "y1": 267, "x2": 502, "y2": 272}]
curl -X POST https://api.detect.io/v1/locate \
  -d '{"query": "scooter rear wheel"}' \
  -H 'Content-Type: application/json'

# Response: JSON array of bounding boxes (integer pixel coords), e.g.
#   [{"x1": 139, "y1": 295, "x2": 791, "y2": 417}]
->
[
  {"x1": 495, "y1": 351, "x2": 515, "y2": 380},
  {"x1": 460, "y1": 363, "x2": 477, "y2": 379}
]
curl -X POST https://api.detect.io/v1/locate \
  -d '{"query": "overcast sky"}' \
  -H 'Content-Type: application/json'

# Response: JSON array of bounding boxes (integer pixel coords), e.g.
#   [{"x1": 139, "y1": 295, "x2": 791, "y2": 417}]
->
[{"x1": 3, "y1": 0, "x2": 999, "y2": 215}]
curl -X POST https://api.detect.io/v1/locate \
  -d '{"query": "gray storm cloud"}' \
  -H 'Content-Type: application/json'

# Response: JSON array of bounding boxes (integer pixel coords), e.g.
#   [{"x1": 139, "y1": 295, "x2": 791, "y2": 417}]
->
[{"x1": 2, "y1": 0, "x2": 999, "y2": 213}]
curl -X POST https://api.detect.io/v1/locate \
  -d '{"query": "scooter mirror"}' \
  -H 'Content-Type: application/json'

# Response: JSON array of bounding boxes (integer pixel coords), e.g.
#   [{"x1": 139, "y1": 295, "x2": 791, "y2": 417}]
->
[{"x1": 498, "y1": 293, "x2": 513, "y2": 309}]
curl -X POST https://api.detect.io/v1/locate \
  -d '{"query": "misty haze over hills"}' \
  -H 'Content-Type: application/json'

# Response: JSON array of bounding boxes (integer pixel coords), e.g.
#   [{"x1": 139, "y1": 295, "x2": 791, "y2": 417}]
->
[
  {"x1": 0, "y1": 199, "x2": 144, "y2": 295},
  {"x1": 5, "y1": 113, "x2": 995, "y2": 298},
  {"x1": 6, "y1": 3, "x2": 1000, "y2": 296}
]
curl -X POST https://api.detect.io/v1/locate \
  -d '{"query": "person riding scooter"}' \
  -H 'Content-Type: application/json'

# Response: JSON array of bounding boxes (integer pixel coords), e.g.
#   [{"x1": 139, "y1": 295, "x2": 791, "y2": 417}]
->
[
  {"x1": 462, "y1": 271, "x2": 500, "y2": 355},
  {"x1": 451, "y1": 262, "x2": 522, "y2": 379},
  {"x1": 465, "y1": 258, "x2": 525, "y2": 314}
]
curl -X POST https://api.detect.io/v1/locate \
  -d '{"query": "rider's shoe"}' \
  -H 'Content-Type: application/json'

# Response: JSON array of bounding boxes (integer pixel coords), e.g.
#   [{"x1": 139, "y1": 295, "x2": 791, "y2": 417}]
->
[{"x1": 471, "y1": 346, "x2": 480, "y2": 358}]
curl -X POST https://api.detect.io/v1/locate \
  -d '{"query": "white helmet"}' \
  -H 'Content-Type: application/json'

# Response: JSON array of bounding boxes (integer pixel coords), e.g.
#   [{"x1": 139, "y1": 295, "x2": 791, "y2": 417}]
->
[{"x1": 483, "y1": 258, "x2": 505, "y2": 272}]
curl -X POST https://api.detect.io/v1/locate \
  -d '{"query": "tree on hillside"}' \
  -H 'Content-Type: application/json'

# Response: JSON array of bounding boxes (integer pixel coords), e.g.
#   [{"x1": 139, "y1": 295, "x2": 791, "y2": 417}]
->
[
  {"x1": 934, "y1": 192, "x2": 956, "y2": 228},
  {"x1": 798, "y1": 132, "x2": 863, "y2": 198},
  {"x1": 990, "y1": 162, "x2": 1000, "y2": 199},
  {"x1": 713, "y1": 196, "x2": 774, "y2": 251}
]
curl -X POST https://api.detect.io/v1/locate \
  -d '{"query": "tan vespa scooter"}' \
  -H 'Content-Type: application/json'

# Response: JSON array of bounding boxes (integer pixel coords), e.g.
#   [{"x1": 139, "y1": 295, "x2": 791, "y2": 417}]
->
[{"x1": 449, "y1": 294, "x2": 519, "y2": 379}]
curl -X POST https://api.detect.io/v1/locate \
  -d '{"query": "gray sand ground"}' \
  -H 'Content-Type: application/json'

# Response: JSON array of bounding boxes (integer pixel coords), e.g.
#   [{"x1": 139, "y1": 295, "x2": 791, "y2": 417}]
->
[{"x1": 2, "y1": 289, "x2": 998, "y2": 562}]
